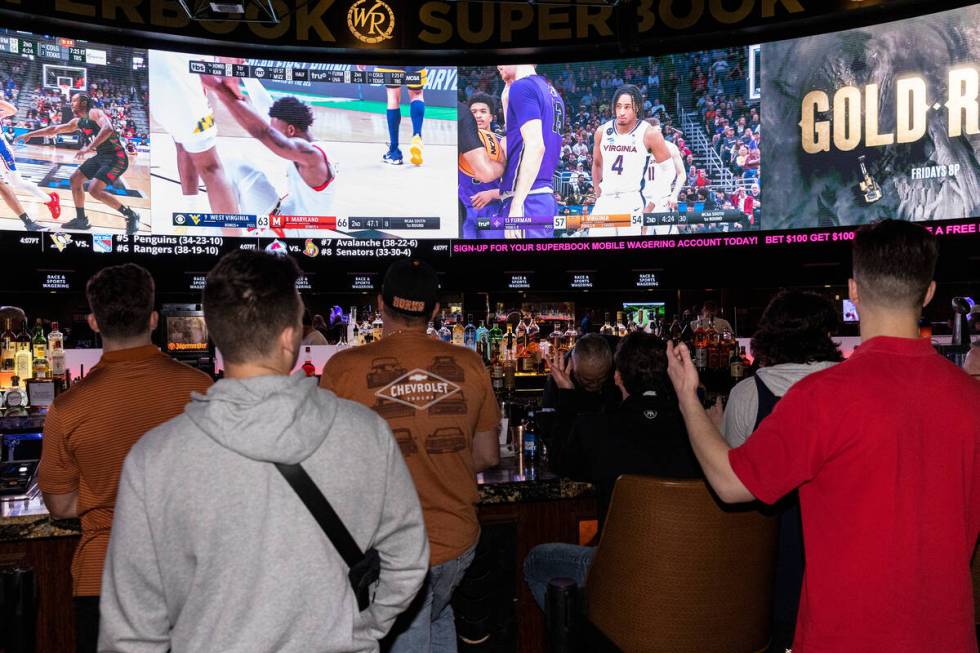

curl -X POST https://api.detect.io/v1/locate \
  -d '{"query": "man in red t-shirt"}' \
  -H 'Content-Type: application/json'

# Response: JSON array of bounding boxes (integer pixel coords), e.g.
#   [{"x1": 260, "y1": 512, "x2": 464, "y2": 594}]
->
[{"x1": 666, "y1": 220, "x2": 980, "y2": 652}]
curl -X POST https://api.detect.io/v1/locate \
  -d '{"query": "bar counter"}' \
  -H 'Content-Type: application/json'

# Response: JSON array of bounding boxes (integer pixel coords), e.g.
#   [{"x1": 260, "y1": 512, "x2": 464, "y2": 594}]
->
[{"x1": 0, "y1": 453, "x2": 595, "y2": 653}]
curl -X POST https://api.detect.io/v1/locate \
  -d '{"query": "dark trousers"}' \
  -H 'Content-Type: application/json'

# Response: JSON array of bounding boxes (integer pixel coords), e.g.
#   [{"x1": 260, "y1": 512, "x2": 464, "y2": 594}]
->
[{"x1": 74, "y1": 596, "x2": 100, "y2": 653}]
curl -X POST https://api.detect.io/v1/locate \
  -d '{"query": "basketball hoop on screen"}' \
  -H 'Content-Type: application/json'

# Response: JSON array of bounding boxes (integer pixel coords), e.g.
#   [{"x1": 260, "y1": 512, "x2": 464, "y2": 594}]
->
[{"x1": 58, "y1": 84, "x2": 71, "y2": 102}]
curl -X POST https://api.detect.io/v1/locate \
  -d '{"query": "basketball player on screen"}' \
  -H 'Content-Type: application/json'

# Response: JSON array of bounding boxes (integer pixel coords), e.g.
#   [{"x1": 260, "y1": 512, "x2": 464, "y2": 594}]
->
[
  {"x1": 202, "y1": 76, "x2": 335, "y2": 222},
  {"x1": 497, "y1": 64, "x2": 564, "y2": 239},
  {"x1": 591, "y1": 86, "x2": 680, "y2": 237},
  {"x1": 0, "y1": 99, "x2": 60, "y2": 231},
  {"x1": 18, "y1": 93, "x2": 142, "y2": 235},
  {"x1": 642, "y1": 117, "x2": 686, "y2": 235},
  {"x1": 459, "y1": 93, "x2": 505, "y2": 238},
  {"x1": 149, "y1": 50, "x2": 239, "y2": 215},
  {"x1": 376, "y1": 66, "x2": 426, "y2": 166}
]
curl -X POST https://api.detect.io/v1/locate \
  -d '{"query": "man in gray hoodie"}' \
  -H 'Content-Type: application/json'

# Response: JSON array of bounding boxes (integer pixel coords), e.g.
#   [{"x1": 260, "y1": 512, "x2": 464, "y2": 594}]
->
[{"x1": 99, "y1": 250, "x2": 429, "y2": 652}]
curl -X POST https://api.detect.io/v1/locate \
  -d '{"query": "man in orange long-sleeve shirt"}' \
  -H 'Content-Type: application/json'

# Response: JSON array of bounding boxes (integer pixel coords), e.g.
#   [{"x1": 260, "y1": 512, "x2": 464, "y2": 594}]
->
[{"x1": 38, "y1": 263, "x2": 212, "y2": 653}]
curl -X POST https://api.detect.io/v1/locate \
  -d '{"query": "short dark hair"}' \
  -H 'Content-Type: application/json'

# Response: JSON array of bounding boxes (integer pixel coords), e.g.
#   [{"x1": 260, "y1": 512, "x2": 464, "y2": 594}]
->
[
  {"x1": 702, "y1": 300, "x2": 718, "y2": 314},
  {"x1": 615, "y1": 332, "x2": 668, "y2": 396},
  {"x1": 269, "y1": 96, "x2": 314, "y2": 132},
  {"x1": 203, "y1": 251, "x2": 302, "y2": 364},
  {"x1": 74, "y1": 93, "x2": 91, "y2": 110},
  {"x1": 852, "y1": 219, "x2": 938, "y2": 309},
  {"x1": 750, "y1": 290, "x2": 843, "y2": 367},
  {"x1": 86, "y1": 263, "x2": 155, "y2": 339},
  {"x1": 468, "y1": 92, "x2": 496, "y2": 114},
  {"x1": 612, "y1": 84, "x2": 643, "y2": 115},
  {"x1": 571, "y1": 333, "x2": 613, "y2": 372}
]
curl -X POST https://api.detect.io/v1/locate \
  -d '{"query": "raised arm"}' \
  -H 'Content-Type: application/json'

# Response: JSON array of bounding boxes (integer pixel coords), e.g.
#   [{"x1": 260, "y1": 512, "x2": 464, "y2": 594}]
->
[
  {"x1": 17, "y1": 117, "x2": 79, "y2": 141},
  {"x1": 204, "y1": 77, "x2": 322, "y2": 166},
  {"x1": 665, "y1": 341, "x2": 754, "y2": 503}
]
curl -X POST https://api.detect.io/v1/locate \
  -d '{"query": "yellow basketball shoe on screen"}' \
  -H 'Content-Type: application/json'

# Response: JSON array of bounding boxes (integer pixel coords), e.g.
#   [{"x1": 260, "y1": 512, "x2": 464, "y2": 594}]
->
[{"x1": 410, "y1": 134, "x2": 423, "y2": 166}]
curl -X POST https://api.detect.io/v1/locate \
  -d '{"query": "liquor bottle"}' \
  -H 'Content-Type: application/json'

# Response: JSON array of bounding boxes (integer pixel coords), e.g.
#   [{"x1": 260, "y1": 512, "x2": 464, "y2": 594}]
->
[
  {"x1": 706, "y1": 318, "x2": 720, "y2": 370},
  {"x1": 452, "y1": 314, "x2": 465, "y2": 346},
  {"x1": 302, "y1": 346, "x2": 316, "y2": 377},
  {"x1": 523, "y1": 412, "x2": 538, "y2": 468},
  {"x1": 1, "y1": 318, "x2": 15, "y2": 373},
  {"x1": 475, "y1": 319, "x2": 489, "y2": 358},
  {"x1": 719, "y1": 327, "x2": 736, "y2": 368},
  {"x1": 730, "y1": 346, "x2": 748, "y2": 382},
  {"x1": 426, "y1": 322, "x2": 437, "y2": 338},
  {"x1": 32, "y1": 349, "x2": 49, "y2": 380},
  {"x1": 693, "y1": 318, "x2": 708, "y2": 371},
  {"x1": 491, "y1": 358, "x2": 504, "y2": 395},
  {"x1": 361, "y1": 315, "x2": 374, "y2": 344},
  {"x1": 527, "y1": 313, "x2": 540, "y2": 342},
  {"x1": 488, "y1": 316, "x2": 503, "y2": 355},
  {"x1": 503, "y1": 324, "x2": 515, "y2": 361},
  {"x1": 563, "y1": 322, "x2": 578, "y2": 351},
  {"x1": 31, "y1": 319, "x2": 46, "y2": 362},
  {"x1": 615, "y1": 311, "x2": 627, "y2": 337},
  {"x1": 14, "y1": 340, "x2": 32, "y2": 382},
  {"x1": 3, "y1": 376, "x2": 28, "y2": 416},
  {"x1": 347, "y1": 307, "x2": 357, "y2": 344},
  {"x1": 669, "y1": 316, "x2": 683, "y2": 342},
  {"x1": 550, "y1": 323, "x2": 564, "y2": 353},
  {"x1": 599, "y1": 312, "x2": 614, "y2": 336},
  {"x1": 463, "y1": 314, "x2": 477, "y2": 350},
  {"x1": 372, "y1": 313, "x2": 383, "y2": 342},
  {"x1": 517, "y1": 343, "x2": 535, "y2": 373},
  {"x1": 515, "y1": 315, "x2": 527, "y2": 350},
  {"x1": 438, "y1": 316, "x2": 452, "y2": 343}
]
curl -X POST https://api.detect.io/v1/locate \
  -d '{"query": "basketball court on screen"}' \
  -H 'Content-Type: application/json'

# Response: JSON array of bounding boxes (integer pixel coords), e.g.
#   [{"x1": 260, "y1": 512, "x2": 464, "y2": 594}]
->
[{"x1": 150, "y1": 85, "x2": 458, "y2": 239}]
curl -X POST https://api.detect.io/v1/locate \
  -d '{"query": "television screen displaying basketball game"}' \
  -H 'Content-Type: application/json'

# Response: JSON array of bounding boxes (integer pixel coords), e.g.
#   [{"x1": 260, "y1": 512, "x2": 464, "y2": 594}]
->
[
  {"x1": 0, "y1": 29, "x2": 149, "y2": 236},
  {"x1": 457, "y1": 48, "x2": 763, "y2": 239},
  {"x1": 149, "y1": 53, "x2": 458, "y2": 239},
  {"x1": 0, "y1": 5, "x2": 977, "y2": 244}
]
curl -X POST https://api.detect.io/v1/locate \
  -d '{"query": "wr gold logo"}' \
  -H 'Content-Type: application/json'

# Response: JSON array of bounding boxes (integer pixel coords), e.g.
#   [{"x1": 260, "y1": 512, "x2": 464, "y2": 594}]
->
[{"x1": 348, "y1": 0, "x2": 395, "y2": 44}]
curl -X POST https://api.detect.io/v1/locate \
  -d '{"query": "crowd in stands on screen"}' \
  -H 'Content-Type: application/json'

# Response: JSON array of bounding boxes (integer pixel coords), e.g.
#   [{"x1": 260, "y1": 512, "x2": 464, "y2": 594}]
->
[{"x1": 460, "y1": 48, "x2": 760, "y2": 231}]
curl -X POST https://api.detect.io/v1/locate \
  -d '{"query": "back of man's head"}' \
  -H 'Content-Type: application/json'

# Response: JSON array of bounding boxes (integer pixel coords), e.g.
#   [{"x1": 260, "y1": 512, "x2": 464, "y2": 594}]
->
[
  {"x1": 572, "y1": 333, "x2": 613, "y2": 379},
  {"x1": 381, "y1": 259, "x2": 439, "y2": 325},
  {"x1": 701, "y1": 300, "x2": 718, "y2": 317},
  {"x1": 86, "y1": 263, "x2": 155, "y2": 340},
  {"x1": 204, "y1": 251, "x2": 302, "y2": 365},
  {"x1": 852, "y1": 219, "x2": 938, "y2": 310},
  {"x1": 614, "y1": 332, "x2": 668, "y2": 397}
]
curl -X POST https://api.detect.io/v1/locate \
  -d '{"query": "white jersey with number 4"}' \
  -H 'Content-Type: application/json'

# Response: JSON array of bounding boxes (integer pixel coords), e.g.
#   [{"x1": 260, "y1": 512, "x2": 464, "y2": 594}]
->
[
  {"x1": 597, "y1": 119, "x2": 651, "y2": 199},
  {"x1": 279, "y1": 141, "x2": 335, "y2": 217}
]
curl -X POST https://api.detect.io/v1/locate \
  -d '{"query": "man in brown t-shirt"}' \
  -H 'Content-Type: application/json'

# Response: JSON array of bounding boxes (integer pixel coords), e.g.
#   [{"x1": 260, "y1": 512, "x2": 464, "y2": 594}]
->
[
  {"x1": 322, "y1": 259, "x2": 499, "y2": 653},
  {"x1": 38, "y1": 264, "x2": 212, "y2": 653}
]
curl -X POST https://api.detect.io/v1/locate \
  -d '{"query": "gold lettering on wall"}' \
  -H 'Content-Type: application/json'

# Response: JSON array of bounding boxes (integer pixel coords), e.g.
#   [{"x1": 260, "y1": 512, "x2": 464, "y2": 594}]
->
[
  {"x1": 709, "y1": 0, "x2": 754, "y2": 24},
  {"x1": 659, "y1": 0, "x2": 704, "y2": 30},
  {"x1": 500, "y1": 4, "x2": 533, "y2": 43},
  {"x1": 763, "y1": 0, "x2": 804, "y2": 17},
  {"x1": 576, "y1": 5, "x2": 612, "y2": 38},
  {"x1": 458, "y1": 2, "x2": 493, "y2": 44},
  {"x1": 296, "y1": 0, "x2": 335, "y2": 42},
  {"x1": 418, "y1": 2, "x2": 452, "y2": 44},
  {"x1": 55, "y1": 0, "x2": 96, "y2": 17},
  {"x1": 150, "y1": 0, "x2": 191, "y2": 29},
  {"x1": 103, "y1": 0, "x2": 142, "y2": 23},
  {"x1": 538, "y1": 5, "x2": 571, "y2": 41}
]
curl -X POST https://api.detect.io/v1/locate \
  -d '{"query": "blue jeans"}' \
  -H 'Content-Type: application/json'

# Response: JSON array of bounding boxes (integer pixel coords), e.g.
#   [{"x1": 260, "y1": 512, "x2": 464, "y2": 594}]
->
[
  {"x1": 523, "y1": 543, "x2": 596, "y2": 611},
  {"x1": 385, "y1": 544, "x2": 477, "y2": 653}
]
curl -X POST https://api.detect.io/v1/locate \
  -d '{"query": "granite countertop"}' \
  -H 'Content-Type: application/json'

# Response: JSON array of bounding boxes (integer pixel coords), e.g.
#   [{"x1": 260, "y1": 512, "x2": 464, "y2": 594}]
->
[
  {"x1": 0, "y1": 492, "x2": 80, "y2": 541},
  {"x1": 0, "y1": 456, "x2": 592, "y2": 542}
]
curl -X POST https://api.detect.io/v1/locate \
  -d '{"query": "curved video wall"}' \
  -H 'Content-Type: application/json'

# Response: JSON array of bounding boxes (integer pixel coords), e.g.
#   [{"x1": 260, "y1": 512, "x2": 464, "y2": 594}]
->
[{"x1": 0, "y1": 4, "x2": 976, "y2": 243}]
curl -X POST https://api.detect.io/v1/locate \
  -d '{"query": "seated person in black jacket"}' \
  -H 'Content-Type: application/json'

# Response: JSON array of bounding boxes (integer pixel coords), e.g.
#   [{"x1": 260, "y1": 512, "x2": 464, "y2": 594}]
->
[
  {"x1": 523, "y1": 332, "x2": 703, "y2": 610},
  {"x1": 541, "y1": 333, "x2": 621, "y2": 448}
]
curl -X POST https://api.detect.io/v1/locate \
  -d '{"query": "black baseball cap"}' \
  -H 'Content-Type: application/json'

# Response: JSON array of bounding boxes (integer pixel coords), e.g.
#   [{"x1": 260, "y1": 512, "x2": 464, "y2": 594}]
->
[{"x1": 382, "y1": 259, "x2": 439, "y2": 317}]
